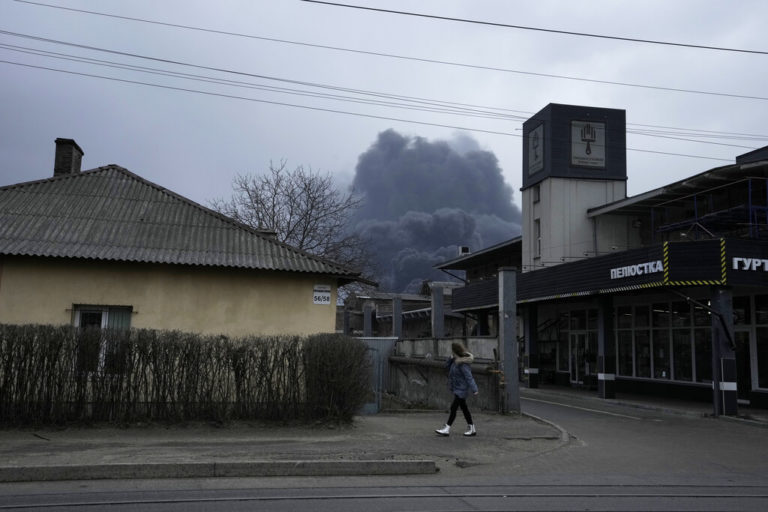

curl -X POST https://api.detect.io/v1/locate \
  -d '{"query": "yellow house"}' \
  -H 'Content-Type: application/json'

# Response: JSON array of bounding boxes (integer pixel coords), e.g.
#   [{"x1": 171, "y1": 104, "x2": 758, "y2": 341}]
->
[{"x1": 0, "y1": 139, "x2": 366, "y2": 337}]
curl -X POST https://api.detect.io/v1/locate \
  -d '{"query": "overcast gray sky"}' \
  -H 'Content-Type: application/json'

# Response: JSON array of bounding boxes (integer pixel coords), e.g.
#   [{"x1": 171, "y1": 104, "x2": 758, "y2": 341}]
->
[{"x1": 2, "y1": 0, "x2": 767, "y2": 210}]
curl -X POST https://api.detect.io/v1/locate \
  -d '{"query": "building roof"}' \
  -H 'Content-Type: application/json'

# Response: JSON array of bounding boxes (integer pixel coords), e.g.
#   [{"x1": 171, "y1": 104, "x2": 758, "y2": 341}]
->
[
  {"x1": 0, "y1": 165, "x2": 364, "y2": 283},
  {"x1": 587, "y1": 150, "x2": 768, "y2": 218},
  {"x1": 435, "y1": 237, "x2": 522, "y2": 271}
]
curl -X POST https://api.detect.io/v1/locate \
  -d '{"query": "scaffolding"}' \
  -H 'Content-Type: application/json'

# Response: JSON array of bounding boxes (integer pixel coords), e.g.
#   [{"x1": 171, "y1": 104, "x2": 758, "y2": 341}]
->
[{"x1": 652, "y1": 178, "x2": 768, "y2": 242}]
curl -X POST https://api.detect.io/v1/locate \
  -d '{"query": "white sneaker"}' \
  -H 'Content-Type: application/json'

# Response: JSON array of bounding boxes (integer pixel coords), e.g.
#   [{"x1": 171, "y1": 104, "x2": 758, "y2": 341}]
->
[
  {"x1": 435, "y1": 424, "x2": 451, "y2": 436},
  {"x1": 464, "y1": 424, "x2": 476, "y2": 437}
]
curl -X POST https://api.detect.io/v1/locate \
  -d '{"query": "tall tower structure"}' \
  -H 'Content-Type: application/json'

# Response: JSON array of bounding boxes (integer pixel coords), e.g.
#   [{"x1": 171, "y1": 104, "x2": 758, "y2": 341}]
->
[{"x1": 521, "y1": 104, "x2": 627, "y2": 272}]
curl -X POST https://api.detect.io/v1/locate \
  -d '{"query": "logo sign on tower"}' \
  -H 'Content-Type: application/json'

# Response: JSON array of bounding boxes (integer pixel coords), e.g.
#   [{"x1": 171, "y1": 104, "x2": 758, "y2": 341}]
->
[
  {"x1": 571, "y1": 120, "x2": 606, "y2": 168},
  {"x1": 528, "y1": 123, "x2": 545, "y2": 175}
]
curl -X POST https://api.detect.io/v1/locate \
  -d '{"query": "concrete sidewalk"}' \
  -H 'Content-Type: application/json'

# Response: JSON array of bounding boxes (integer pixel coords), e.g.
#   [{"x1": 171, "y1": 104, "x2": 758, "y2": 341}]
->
[
  {"x1": 521, "y1": 385, "x2": 768, "y2": 426},
  {"x1": 5, "y1": 386, "x2": 765, "y2": 483},
  {"x1": 0, "y1": 410, "x2": 564, "y2": 482}
]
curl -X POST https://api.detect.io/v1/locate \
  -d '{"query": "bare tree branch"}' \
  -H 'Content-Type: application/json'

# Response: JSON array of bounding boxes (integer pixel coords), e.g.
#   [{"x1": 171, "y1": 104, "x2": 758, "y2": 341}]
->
[{"x1": 211, "y1": 161, "x2": 372, "y2": 276}]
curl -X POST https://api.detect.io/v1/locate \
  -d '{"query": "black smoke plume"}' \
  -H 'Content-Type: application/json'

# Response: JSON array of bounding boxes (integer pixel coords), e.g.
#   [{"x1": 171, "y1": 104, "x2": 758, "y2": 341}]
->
[{"x1": 351, "y1": 129, "x2": 521, "y2": 292}]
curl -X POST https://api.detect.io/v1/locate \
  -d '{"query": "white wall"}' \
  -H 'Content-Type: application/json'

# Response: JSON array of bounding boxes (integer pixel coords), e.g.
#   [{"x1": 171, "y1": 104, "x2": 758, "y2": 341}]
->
[{"x1": 522, "y1": 178, "x2": 627, "y2": 272}]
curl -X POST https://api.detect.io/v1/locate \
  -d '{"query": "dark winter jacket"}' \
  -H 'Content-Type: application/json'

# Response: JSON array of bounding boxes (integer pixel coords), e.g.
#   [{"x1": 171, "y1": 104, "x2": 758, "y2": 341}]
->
[{"x1": 446, "y1": 353, "x2": 478, "y2": 399}]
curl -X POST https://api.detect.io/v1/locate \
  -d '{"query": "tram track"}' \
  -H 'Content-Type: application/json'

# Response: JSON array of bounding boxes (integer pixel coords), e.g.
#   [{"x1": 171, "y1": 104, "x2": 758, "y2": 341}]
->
[{"x1": 3, "y1": 484, "x2": 768, "y2": 510}]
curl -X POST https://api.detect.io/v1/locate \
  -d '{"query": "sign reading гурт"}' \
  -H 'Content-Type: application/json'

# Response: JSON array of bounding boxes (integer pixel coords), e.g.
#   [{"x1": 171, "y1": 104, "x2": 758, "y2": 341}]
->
[
  {"x1": 733, "y1": 257, "x2": 768, "y2": 271},
  {"x1": 610, "y1": 260, "x2": 663, "y2": 279}
]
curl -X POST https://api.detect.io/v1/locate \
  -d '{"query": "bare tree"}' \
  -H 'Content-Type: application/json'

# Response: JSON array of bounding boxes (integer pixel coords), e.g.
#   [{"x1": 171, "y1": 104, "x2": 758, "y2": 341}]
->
[{"x1": 211, "y1": 161, "x2": 371, "y2": 274}]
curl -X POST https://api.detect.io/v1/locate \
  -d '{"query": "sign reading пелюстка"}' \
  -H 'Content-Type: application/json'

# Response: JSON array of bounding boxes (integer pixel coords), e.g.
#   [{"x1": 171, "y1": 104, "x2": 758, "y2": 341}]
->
[{"x1": 610, "y1": 260, "x2": 663, "y2": 279}]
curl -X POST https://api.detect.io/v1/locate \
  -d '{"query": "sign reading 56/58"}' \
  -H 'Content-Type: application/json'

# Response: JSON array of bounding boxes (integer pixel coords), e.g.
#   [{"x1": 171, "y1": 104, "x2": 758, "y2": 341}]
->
[{"x1": 313, "y1": 285, "x2": 332, "y2": 305}]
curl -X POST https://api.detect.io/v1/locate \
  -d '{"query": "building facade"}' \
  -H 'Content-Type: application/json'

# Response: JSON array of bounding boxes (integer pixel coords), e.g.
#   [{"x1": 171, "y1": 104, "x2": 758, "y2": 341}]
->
[
  {"x1": 445, "y1": 104, "x2": 768, "y2": 413},
  {"x1": 0, "y1": 139, "x2": 365, "y2": 337}
]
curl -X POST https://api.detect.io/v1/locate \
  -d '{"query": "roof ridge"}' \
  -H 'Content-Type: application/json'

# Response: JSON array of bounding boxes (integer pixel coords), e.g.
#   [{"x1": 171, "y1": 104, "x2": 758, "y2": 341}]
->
[
  {"x1": 104, "y1": 166, "x2": 357, "y2": 274},
  {"x1": 1, "y1": 164, "x2": 363, "y2": 279},
  {"x1": 0, "y1": 165, "x2": 117, "y2": 191}
]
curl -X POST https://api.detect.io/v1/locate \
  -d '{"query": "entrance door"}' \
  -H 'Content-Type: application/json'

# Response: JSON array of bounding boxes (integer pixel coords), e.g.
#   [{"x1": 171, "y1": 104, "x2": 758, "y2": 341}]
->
[
  {"x1": 570, "y1": 333, "x2": 587, "y2": 384},
  {"x1": 734, "y1": 330, "x2": 752, "y2": 404}
]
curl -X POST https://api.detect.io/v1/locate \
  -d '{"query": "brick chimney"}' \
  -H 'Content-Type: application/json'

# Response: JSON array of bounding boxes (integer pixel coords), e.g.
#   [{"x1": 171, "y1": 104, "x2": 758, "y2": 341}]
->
[{"x1": 53, "y1": 138, "x2": 84, "y2": 177}]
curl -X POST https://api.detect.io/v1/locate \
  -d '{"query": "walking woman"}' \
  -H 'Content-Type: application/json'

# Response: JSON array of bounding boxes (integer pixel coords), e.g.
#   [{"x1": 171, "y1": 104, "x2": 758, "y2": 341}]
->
[{"x1": 435, "y1": 342, "x2": 478, "y2": 437}]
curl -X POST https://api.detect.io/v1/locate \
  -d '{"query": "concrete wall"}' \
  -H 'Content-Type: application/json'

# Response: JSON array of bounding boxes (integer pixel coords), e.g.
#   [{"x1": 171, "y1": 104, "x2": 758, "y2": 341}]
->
[
  {"x1": 593, "y1": 213, "x2": 642, "y2": 252},
  {"x1": 389, "y1": 336, "x2": 502, "y2": 411},
  {"x1": 395, "y1": 336, "x2": 498, "y2": 360},
  {"x1": 0, "y1": 256, "x2": 338, "y2": 336},
  {"x1": 522, "y1": 177, "x2": 627, "y2": 272},
  {"x1": 388, "y1": 357, "x2": 501, "y2": 412}
]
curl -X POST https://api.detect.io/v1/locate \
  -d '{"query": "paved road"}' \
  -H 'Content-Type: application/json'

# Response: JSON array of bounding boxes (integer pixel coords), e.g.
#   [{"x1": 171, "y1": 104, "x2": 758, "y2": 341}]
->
[
  {"x1": 2, "y1": 395, "x2": 768, "y2": 510},
  {"x1": 519, "y1": 393, "x2": 768, "y2": 487}
]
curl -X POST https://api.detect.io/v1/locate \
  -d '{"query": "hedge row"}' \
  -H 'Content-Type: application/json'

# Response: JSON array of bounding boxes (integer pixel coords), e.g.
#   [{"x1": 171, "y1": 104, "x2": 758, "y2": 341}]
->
[{"x1": 0, "y1": 325, "x2": 370, "y2": 426}]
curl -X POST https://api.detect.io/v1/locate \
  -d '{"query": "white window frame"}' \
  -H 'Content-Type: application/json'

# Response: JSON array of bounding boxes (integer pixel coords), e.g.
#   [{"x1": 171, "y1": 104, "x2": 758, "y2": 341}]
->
[{"x1": 73, "y1": 305, "x2": 131, "y2": 374}]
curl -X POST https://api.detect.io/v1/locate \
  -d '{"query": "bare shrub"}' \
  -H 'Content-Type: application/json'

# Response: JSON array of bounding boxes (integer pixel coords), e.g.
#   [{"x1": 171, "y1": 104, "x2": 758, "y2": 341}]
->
[{"x1": 0, "y1": 325, "x2": 370, "y2": 426}]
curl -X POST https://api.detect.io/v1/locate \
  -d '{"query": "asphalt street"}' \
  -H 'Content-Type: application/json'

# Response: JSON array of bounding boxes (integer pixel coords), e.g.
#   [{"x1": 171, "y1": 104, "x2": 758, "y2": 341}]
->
[{"x1": 2, "y1": 388, "x2": 768, "y2": 510}]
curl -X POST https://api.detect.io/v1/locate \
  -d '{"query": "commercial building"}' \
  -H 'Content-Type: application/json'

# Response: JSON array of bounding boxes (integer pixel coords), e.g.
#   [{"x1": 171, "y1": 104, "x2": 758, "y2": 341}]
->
[{"x1": 442, "y1": 104, "x2": 768, "y2": 414}]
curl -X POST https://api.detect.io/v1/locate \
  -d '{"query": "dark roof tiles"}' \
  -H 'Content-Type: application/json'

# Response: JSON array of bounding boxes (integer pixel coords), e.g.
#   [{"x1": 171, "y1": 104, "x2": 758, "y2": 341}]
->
[{"x1": 0, "y1": 166, "x2": 361, "y2": 280}]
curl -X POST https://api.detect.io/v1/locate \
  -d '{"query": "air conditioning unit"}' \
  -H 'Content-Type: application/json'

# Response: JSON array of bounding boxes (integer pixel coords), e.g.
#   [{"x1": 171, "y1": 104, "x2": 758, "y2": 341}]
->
[{"x1": 458, "y1": 246, "x2": 471, "y2": 256}]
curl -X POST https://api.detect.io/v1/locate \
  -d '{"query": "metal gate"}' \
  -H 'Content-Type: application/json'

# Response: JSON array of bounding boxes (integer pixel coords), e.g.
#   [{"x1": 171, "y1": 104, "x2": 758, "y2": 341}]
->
[{"x1": 358, "y1": 337, "x2": 397, "y2": 415}]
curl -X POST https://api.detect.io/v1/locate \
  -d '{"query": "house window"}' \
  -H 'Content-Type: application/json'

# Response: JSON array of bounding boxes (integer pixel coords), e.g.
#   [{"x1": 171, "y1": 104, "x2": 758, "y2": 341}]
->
[
  {"x1": 74, "y1": 305, "x2": 132, "y2": 374},
  {"x1": 534, "y1": 219, "x2": 541, "y2": 258},
  {"x1": 533, "y1": 184, "x2": 541, "y2": 204}
]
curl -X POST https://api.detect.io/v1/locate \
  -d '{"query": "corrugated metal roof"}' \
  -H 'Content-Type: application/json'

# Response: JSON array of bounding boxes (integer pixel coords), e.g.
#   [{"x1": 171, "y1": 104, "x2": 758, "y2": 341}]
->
[
  {"x1": 587, "y1": 157, "x2": 768, "y2": 218},
  {"x1": 0, "y1": 165, "x2": 362, "y2": 281}
]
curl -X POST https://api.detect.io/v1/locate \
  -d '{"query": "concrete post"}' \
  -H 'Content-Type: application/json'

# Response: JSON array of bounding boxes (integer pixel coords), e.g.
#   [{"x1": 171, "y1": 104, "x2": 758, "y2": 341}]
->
[
  {"x1": 431, "y1": 285, "x2": 444, "y2": 339},
  {"x1": 524, "y1": 304, "x2": 539, "y2": 388},
  {"x1": 711, "y1": 287, "x2": 737, "y2": 416},
  {"x1": 392, "y1": 297, "x2": 403, "y2": 339},
  {"x1": 597, "y1": 295, "x2": 616, "y2": 399},
  {"x1": 343, "y1": 309, "x2": 351, "y2": 335},
  {"x1": 363, "y1": 302, "x2": 374, "y2": 338},
  {"x1": 498, "y1": 267, "x2": 519, "y2": 413}
]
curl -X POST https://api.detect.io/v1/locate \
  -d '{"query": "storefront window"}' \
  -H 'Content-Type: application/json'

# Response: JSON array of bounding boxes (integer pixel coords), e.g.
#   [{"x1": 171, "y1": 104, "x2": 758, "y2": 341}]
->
[
  {"x1": 757, "y1": 327, "x2": 768, "y2": 389},
  {"x1": 588, "y1": 309, "x2": 598, "y2": 330},
  {"x1": 618, "y1": 331, "x2": 633, "y2": 376},
  {"x1": 694, "y1": 329, "x2": 712, "y2": 383},
  {"x1": 670, "y1": 301, "x2": 691, "y2": 328},
  {"x1": 653, "y1": 329, "x2": 670, "y2": 379},
  {"x1": 635, "y1": 305, "x2": 650, "y2": 328},
  {"x1": 733, "y1": 296, "x2": 751, "y2": 326},
  {"x1": 617, "y1": 306, "x2": 632, "y2": 329},
  {"x1": 587, "y1": 331, "x2": 598, "y2": 373},
  {"x1": 693, "y1": 303, "x2": 710, "y2": 327},
  {"x1": 558, "y1": 330, "x2": 568, "y2": 372},
  {"x1": 755, "y1": 295, "x2": 768, "y2": 325},
  {"x1": 635, "y1": 330, "x2": 651, "y2": 378},
  {"x1": 672, "y1": 329, "x2": 693, "y2": 381},
  {"x1": 570, "y1": 310, "x2": 586, "y2": 330},
  {"x1": 652, "y1": 303, "x2": 670, "y2": 328}
]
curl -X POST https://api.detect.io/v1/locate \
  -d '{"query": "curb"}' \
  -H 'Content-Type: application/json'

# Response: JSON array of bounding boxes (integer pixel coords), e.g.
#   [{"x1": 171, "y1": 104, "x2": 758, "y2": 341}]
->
[
  {"x1": 0, "y1": 460, "x2": 437, "y2": 483},
  {"x1": 521, "y1": 412, "x2": 570, "y2": 444}
]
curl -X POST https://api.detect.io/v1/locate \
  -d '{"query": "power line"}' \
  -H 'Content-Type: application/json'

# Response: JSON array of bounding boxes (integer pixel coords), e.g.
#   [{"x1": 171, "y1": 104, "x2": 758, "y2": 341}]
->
[
  {"x1": 0, "y1": 39, "x2": 531, "y2": 122},
  {"x1": 0, "y1": 59, "x2": 736, "y2": 163},
  {"x1": 2, "y1": 29, "x2": 767, "y2": 146},
  {"x1": 3, "y1": 40, "x2": 764, "y2": 150},
  {"x1": 2, "y1": 35, "x2": 765, "y2": 151},
  {"x1": 0, "y1": 30, "x2": 768, "y2": 147},
  {"x1": 10, "y1": 1, "x2": 768, "y2": 102},
  {"x1": 0, "y1": 44, "x2": 522, "y2": 120},
  {"x1": 0, "y1": 59, "x2": 520, "y2": 137},
  {"x1": 302, "y1": 0, "x2": 768, "y2": 56}
]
